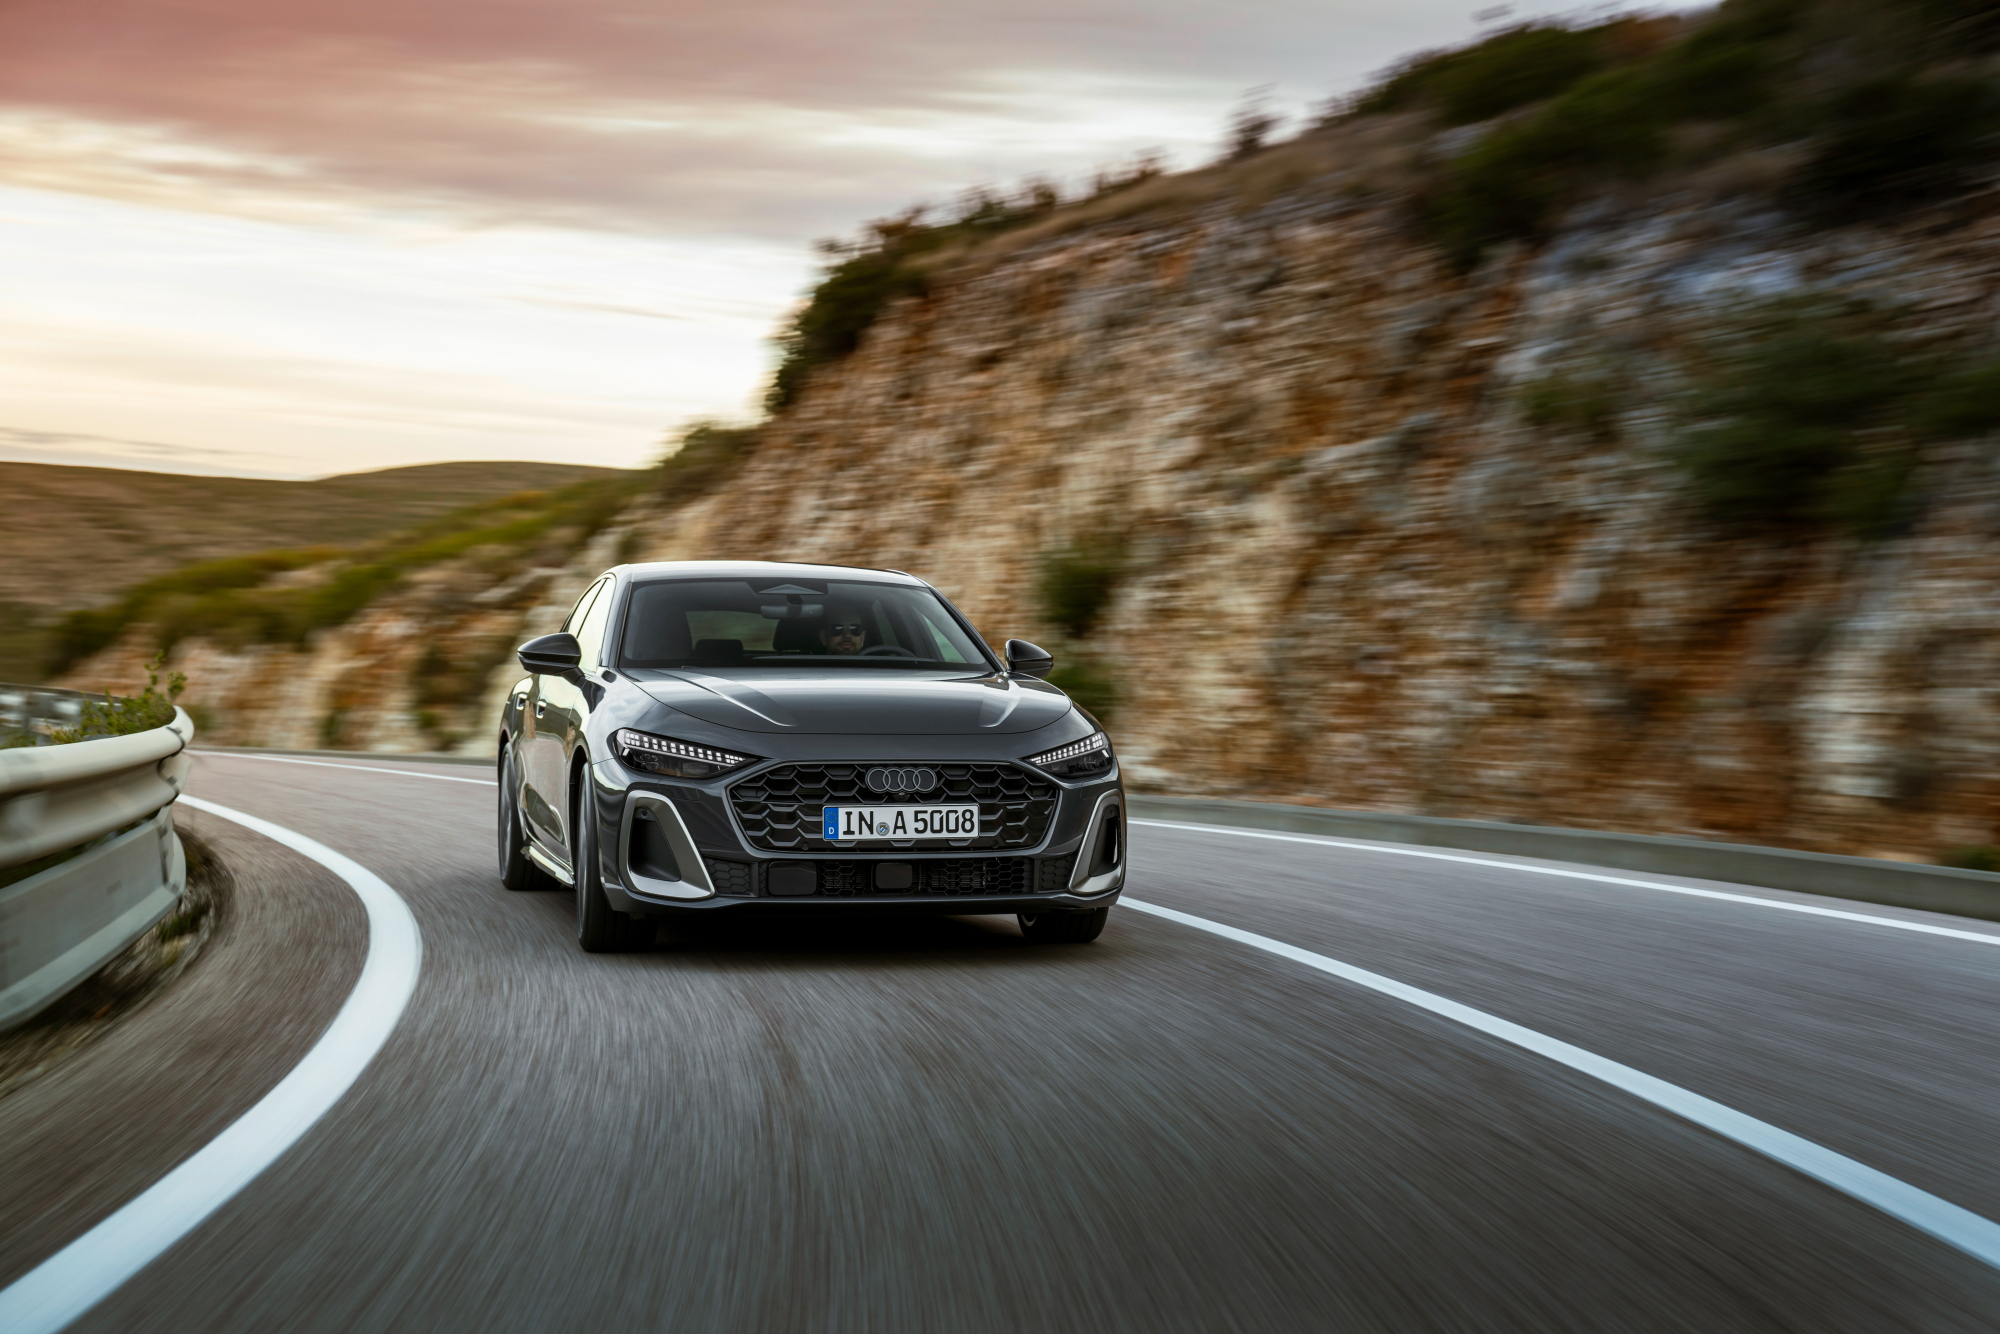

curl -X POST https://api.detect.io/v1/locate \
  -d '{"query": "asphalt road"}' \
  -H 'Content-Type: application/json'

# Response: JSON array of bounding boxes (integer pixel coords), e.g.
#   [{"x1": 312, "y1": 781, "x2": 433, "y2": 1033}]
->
[{"x1": 5, "y1": 751, "x2": 2000, "y2": 1332}]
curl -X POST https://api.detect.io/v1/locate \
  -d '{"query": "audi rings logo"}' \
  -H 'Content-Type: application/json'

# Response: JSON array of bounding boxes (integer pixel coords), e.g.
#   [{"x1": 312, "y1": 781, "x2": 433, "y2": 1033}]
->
[{"x1": 865, "y1": 767, "x2": 938, "y2": 794}]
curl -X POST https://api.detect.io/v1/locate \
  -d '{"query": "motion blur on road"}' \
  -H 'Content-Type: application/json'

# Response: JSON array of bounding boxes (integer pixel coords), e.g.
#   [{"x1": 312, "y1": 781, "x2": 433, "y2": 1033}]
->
[{"x1": 1, "y1": 753, "x2": 1997, "y2": 1331}]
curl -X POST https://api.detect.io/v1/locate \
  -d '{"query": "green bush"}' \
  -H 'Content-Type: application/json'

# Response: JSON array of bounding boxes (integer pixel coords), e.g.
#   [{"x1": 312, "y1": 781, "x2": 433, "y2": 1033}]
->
[
  {"x1": 657, "y1": 420, "x2": 758, "y2": 503},
  {"x1": 1373, "y1": 0, "x2": 2000, "y2": 266},
  {"x1": 1521, "y1": 372, "x2": 1622, "y2": 440},
  {"x1": 46, "y1": 476, "x2": 649, "y2": 672},
  {"x1": 1037, "y1": 540, "x2": 1126, "y2": 640},
  {"x1": 1045, "y1": 657, "x2": 1120, "y2": 724},
  {"x1": 48, "y1": 550, "x2": 326, "y2": 673},
  {"x1": 1357, "y1": 23, "x2": 1610, "y2": 124},
  {"x1": 1941, "y1": 845, "x2": 2000, "y2": 873},
  {"x1": 767, "y1": 188, "x2": 1068, "y2": 413},
  {"x1": 49, "y1": 653, "x2": 186, "y2": 744},
  {"x1": 1910, "y1": 359, "x2": 2000, "y2": 440},
  {"x1": 1673, "y1": 304, "x2": 1926, "y2": 531},
  {"x1": 1434, "y1": 26, "x2": 1609, "y2": 126},
  {"x1": 1792, "y1": 74, "x2": 2000, "y2": 216},
  {"x1": 1423, "y1": 65, "x2": 1668, "y2": 267}
]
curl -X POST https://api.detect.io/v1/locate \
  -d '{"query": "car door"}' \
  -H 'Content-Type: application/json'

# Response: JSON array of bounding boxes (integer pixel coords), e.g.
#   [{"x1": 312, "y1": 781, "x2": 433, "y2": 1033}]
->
[
  {"x1": 523, "y1": 578, "x2": 604, "y2": 856},
  {"x1": 534, "y1": 574, "x2": 618, "y2": 866}
]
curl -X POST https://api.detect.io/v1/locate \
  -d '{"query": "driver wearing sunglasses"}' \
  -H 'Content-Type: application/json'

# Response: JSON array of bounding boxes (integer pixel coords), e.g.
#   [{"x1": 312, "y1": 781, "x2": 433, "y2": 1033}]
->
[{"x1": 823, "y1": 616, "x2": 867, "y2": 655}]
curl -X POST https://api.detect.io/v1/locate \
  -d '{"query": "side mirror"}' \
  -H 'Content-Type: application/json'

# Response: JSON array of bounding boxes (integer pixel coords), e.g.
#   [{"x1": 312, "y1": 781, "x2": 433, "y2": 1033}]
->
[
  {"x1": 1005, "y1": 639, "x2": 1055, "y2": 679},
  {"x1": 518, "y1": 632, "x2": 582, "y2": 678}
]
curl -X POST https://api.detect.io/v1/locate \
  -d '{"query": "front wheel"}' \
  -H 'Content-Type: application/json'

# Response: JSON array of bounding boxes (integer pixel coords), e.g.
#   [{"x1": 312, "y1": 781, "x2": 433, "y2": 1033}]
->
[
  {"x1": 497, "y1": 746, "x2": 546, "y2": 892},
  {"x1": 574, "y1": 791, "x2": 642, "y2": 952},
  {"x1": 1017, "y1": 906, "x2": 1110, "y2": 944}
]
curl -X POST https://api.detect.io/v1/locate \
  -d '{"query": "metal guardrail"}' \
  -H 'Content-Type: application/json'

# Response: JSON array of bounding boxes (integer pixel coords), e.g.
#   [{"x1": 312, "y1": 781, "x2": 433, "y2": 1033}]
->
[
  {"x1": 1129, "y1": 796, "x2": 2000, "y2": 923},
  {"x1": 0, "y1": 682, "x2": 97, "y2": 744},
  {"x1": 0, "y1": 705, "x2": 194, "y2": 1031}
]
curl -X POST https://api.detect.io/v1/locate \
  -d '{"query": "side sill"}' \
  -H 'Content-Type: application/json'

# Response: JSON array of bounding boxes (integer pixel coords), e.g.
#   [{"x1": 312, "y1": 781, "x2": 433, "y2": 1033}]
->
[{"x1": 525, "y1": 842, "x2": 574, "y2": 887}]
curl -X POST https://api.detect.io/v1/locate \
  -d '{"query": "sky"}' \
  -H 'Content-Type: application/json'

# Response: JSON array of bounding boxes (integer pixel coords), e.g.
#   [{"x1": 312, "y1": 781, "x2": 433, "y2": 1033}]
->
[{"x1": 0, "y1": 0, "x2": 1674, "y2": 479}]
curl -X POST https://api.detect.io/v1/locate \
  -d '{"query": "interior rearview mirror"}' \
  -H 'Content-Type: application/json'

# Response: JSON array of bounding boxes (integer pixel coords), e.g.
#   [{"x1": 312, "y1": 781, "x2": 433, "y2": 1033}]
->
[
  {"x1": 1004, "y1": 639, "x2": 1055, "y2": 679},
  {"x1": 518, "y1": 632, "x2": 583, "y2": 678}
]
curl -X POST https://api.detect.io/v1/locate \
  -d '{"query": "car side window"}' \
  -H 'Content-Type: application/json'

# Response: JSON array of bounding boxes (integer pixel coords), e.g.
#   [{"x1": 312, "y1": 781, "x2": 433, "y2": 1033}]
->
[
  {"x1": 574, "y1": 579, "x2": 616, "y2": 671},
  {"x1": 563, "y1": 581, "x2": 602, "y2": 635}
]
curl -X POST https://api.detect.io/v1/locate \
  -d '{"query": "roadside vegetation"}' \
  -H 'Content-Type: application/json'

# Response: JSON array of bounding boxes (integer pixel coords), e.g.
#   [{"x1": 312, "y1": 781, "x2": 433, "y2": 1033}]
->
[
  {"x1": 759, "y1": 0, "x2": 2000, "y2": 421},
  {"x1": 46, "y1": 477, "x2": 639, "y2": 676},
  {"x1": 1036, "y1": 538, "x2": 1128, "y2": 721},
  {"x1": 1359, "y1": 0, "x2": 2000, "y2": 269},
  {"x1": 767, "y1": 163, "x2": 1166, "y2": 412},
  {"x1": 1672, "y1": 298, "x2": 2000, "y2": 537}
]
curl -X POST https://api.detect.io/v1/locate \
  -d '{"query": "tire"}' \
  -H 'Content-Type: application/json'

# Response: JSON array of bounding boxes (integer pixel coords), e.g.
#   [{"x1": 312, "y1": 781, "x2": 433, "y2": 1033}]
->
[
  {"x1": 497, "y1": 746, "x2": 546, "y2": 892},
  {"x1": 573, "y1": 784, "x2": 642, "y2": 953},
  {"x1": 1017, "y1": 906, "x2": 1110, "y2": 944}
]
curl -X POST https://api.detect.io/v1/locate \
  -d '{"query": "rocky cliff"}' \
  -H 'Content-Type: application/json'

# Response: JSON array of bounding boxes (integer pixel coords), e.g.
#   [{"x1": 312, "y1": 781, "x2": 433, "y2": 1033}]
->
[
  {"x1": 624, "y1": 152, "x2": 2000, "y2": 864},
  {"x1": 64, "y1": 128, "x2": 2000, "y2": 865}
]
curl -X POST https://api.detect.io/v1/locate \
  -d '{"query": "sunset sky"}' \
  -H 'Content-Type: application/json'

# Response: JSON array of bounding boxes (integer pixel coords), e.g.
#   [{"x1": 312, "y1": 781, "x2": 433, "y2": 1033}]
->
[{"x1": 0, "y1": 0, "x2": 1667, "y2": 479}]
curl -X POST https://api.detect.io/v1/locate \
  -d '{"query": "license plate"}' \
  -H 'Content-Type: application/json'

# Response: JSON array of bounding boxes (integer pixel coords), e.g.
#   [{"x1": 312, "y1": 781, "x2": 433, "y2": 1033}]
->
[{"x1": 822, "y1": 804, "x2": 979, "y2": 840}]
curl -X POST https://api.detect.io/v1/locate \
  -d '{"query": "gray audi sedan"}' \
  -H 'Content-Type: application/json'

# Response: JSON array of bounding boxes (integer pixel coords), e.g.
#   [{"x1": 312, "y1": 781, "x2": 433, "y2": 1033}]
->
[{"x1": 497, "y1": 561, "x2": 1125, "y2": 951}]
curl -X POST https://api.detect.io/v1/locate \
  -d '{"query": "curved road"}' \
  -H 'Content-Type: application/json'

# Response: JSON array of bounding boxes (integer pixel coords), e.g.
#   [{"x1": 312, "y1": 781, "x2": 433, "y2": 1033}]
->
[{"x1": 5, "y1": 751, "x2": 2000, "y2": 1331}]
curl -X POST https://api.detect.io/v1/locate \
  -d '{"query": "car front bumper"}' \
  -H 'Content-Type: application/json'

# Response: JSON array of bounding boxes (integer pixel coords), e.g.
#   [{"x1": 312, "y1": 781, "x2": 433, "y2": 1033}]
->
[{"x1": 592, "y1": 759, "x2": 1125, "y2": 917}]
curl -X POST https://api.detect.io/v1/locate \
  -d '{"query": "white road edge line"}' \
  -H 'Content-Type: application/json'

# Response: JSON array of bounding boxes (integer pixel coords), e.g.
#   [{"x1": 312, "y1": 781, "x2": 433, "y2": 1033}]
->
[
  {"x1": 0, "y1": 796, "x2": 423, "y2": 1334},
  {"x1": 1121, "y1": 896, "x2": 2000, "y2": 1271},
  {"x1": 194, "y1": 751, "x2": 495, "y2": 786},
  {"x1": 1132, "y1": 819, "x2": 2000, "y2": 948}
]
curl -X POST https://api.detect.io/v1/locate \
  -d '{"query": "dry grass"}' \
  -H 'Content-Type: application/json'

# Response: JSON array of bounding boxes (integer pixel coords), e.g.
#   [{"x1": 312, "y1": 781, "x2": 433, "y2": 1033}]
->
[{"x1": 0, "y1": 460, "x2": 630, "y2": 625}]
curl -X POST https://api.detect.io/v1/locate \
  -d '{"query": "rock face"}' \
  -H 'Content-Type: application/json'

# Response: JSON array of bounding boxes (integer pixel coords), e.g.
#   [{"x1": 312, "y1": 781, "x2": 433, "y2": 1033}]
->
[
  {"x1": 66, "y1": 161, "x2": 2000, "y2": 861},
  {"x1": 633, "y1": 180, "x2": 2000, "y2": 861}
]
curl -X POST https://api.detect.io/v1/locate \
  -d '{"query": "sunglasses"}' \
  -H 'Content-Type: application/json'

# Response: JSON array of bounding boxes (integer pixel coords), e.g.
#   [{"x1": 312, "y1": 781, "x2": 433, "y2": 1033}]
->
[{"x1": 828, "y1": 622, "x2": 865, "y2": 635}]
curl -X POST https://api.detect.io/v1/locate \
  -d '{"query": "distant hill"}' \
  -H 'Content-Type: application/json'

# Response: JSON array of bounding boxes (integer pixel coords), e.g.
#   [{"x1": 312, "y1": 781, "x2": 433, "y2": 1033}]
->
[
  {"x1": 0, "y1": 459, "x2": 633, "y2": 681},
  {"x1": 0, "y1": 460, "x2": 631, "y2": 613}
]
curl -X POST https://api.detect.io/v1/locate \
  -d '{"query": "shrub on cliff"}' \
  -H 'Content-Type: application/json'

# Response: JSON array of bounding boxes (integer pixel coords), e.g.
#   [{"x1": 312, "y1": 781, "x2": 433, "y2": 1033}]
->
[
  {"x1": 1673, "y1": 302, "x2": 1928, "y2": 535},
  {"x1": 1790, "y1": 73, "x2": 2000, "y2": 218},
  {"x1": 1355, "y1": 22, "x2": 1624, "y2": 126},
  {"x1": 1037, "y1": 540, "x2": 1126, "y2": 640},
  {"x1": 1911, "y1": 360, "x2": 2000, "y2": 441},
  {"x1": 1521, "y1": 371, "x2": 1622, "y2": 441},
  {"x1": 1369, "y1": 0, "x2": 2000, "y2": 268},
  {"x1": 767, "y1": 191, "x2": 1067, "y2": 413},
  {"x1": 657, "y1": 420, "x2": 758, "y2": 503}
]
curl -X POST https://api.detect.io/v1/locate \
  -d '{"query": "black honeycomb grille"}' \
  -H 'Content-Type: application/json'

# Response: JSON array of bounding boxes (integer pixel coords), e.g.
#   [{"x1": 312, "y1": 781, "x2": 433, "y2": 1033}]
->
[
  {"x1": 703, "y1": 857, "x2": 754, "y2": 896},
  {"x1": 729, "y1": 763, "x2": 1056, "y2": 852},
  {"x1": 1037, "y1": 852, "x2": 1079, "y2": 893},
  {"x1": 816, "y1": 862, "x2": 870, "y2": 896},
  {"x1": 800, "y1": 857, "x2": 1033, "y2": 898},
  {"x1": 920, "y1": 857, "x2": 1031, "y2": 896}
]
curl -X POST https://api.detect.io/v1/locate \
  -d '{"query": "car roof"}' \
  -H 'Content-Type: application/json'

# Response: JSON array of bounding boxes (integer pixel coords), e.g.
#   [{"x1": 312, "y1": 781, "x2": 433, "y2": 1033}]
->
[{"x1": 612, "y1": 559, "x2": 925, "y2": 587}]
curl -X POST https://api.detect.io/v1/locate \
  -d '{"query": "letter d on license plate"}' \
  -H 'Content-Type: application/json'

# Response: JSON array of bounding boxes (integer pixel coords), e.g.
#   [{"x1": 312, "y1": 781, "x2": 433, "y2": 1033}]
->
[{"x1": 822, "y1": 804, "x2": 979, "y2": 840}]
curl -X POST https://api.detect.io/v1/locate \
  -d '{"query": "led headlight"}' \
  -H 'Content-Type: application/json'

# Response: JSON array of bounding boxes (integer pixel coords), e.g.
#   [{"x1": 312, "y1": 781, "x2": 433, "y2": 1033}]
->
[
  {"x1": 1023, "y1": 730, "x2": 1114, "y2": 779},
  {"x1": 615, "y1": 729, "x2": 759, "y2": 779}
]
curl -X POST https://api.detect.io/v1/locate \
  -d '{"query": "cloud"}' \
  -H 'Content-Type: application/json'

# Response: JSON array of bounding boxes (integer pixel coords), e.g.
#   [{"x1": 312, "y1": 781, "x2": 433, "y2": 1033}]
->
[
  {"x1": 0, "y1": 0, "x2": 1268, "y2": 238},
  {"x1": 0, "y1": 425, "x2": 302, "y2": 477},
  {"x1": 0, "y1": 0, "x2": 1654, "y2": 240}
]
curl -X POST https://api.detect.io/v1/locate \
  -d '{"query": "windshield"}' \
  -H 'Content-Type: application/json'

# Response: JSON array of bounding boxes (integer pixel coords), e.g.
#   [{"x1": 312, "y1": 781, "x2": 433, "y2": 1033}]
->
[{"x1": 617, "y1": 578, "x2": 994, "y2": 671}]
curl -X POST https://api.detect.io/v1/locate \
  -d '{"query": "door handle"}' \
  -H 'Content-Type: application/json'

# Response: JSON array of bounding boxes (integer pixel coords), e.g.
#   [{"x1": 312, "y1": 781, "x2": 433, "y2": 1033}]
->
[{"x1": 533, "y1": 701, "x2": 548, "y2": 718}]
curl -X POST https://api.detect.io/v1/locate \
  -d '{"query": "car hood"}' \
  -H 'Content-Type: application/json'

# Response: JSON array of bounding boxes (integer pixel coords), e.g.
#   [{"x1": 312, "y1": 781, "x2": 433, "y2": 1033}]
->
[{"x1": 627, "y1": 668, "x2": 1073, "y2": 735}]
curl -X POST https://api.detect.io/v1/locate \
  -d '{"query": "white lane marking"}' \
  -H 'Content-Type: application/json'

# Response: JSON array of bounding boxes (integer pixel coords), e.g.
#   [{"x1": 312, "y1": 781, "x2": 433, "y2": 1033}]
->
[
  {"x1": 0, "y1": 796, "x2": 423, "y2": 1334},
  {"x1": 1122, "y1": 896, "x2": 2000, "y2": 1270},
  {"x1": 1133, "y1": 819, "x2": 2000, "y2": 948},
  {"x1": 195, "y1": 751, "x2": 495, "y2": 786}
]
